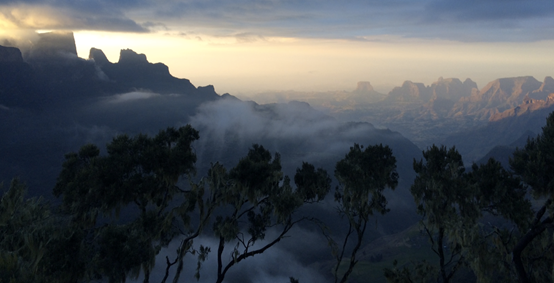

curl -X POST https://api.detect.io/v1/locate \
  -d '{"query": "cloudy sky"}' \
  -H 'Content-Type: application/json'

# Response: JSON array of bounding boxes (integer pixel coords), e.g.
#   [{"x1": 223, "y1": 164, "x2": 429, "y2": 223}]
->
[{"x1": 1, "y1": 0, "x2": 554, "y2": 94}]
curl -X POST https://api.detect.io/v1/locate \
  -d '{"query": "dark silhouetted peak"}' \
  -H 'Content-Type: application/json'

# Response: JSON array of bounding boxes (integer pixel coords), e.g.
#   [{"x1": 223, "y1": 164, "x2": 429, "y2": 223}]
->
[
  {"x1": 118, "y1": 49, "x2": 148, "y2": 64},
  {"x1": 0, "y1": 45, "x2": 37, "y2": 108},
  {"x1": 0, "y1": 46, "x2": 23, "y2": 62},
  {"x1": 221, "y1": 93, "x2": 239, "y2": 100},
  {"x1": 26, "y1": 31, "x2": 77, "y2": 60},
  {"x1": 89, "y1": 48, "x2": 111, "y2": 67},
  {"x1": 197, "y1": 85, "x2": 218, "y2": 98},
  {"x1": 354, "y1": 81, "x2": 374, "y2": 93}
]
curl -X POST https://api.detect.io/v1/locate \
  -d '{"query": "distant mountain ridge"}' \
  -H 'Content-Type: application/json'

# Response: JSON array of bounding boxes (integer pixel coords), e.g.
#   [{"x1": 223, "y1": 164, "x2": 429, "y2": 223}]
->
[{"x1": 0, "y1": 31, "x2": 220, "y2": 109}]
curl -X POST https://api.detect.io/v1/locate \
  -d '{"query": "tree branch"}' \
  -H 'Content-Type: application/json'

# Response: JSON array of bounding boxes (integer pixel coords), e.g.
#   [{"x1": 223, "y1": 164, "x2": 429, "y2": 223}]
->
[
  {"x1": 513, "y1": 199, "x2": 554, "y2": 283},
  {"x1": 217, "y1": 220, "x2": 294, "y2": 283},
  {"x1": 334, "y1": 220, "x2": 353, "y2": 283}
]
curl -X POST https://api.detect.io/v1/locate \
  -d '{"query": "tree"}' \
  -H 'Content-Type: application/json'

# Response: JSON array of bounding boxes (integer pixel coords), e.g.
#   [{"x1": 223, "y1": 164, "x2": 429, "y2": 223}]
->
[
  {"x1": 460, "y1": 158, "x2": 532, "y2": 282},
  {"x1": 408, "y1": 145, "x2": 470, "y2": 283},
  {"x1": 53, "y1": 125, "x2": 199, "y2": 282},
  {"x1": 510, "y1": 111, "x2": 554, "y2": 283},
  {"x1": 386, "y1": 146, "x2": 536, "y2": 283},
  {"x1": 210, "y1": 145, "x2": 331, "y2": 283},
  {"x1": 333, "y1": 143, "x2": 398, "y2": 283},
  {"x1": 0, "y1": 178, "x2": 51, "y2": 283},
  {"x1": 0, "y1": 179, "x2": 85, "y2": 283}
]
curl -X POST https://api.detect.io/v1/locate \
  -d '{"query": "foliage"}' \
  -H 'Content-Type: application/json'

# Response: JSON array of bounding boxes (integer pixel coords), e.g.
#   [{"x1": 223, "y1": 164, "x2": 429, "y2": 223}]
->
[
  {"x1": 333, "y1": 143, "x2": 398, "y2": 283},
  {"x1": 9, "y1": 112, "x2": 554, "y2": 283},
  {"x1": 52, "y1": 125, "x2": 199, "y2": 282},
  {"x1": 49, "y1": 128, "x2": 331, "y2": 283},
  {"x1": 0, "y1": 179, "x2": 85, "y2": 283},
  {"x1": 509, "y1": 111, "x2": 554, "y2": 283},
  {"x1": 407, "y1": 145, "x2": 470, "y2": 283},
  {"x1": 210, "y1": 145, "x2": 331, "y2": 283}
]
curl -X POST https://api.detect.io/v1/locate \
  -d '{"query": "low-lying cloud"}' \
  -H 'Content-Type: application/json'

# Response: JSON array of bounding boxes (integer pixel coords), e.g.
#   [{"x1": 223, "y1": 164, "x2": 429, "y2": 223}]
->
[
  {"x1": 107, "y1": 91, "x2": 161, "y2": 103},
  {"x1": 134, "y1": 226, "x2": 332, "y2": 283}
]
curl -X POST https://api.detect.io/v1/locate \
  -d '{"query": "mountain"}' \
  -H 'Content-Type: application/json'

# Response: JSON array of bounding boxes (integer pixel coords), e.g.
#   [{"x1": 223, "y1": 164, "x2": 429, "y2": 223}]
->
[
  {"x1": 417, "y1": 77, "x2": 477, "y2": 120},
  {"x1": 474, "y1": 130, "x2": 534, "y2": 168},
  {"x1": 0, "y1": 32, "x2": 422, "y2": 213},
  {"x1": 323, "y1": 76, "x2": 553, "y2": 150},
  {"x1": 442, "y1": 104, "x2": 554, "y2": 164},
  {"x1": 89, "y1": 48, "x2": 206, "y2": 96},
  {"x1": 381, "y1": 80, "x2": 431, "y2": 105},
  {"x1": 24, "y1": 31, "x2": 78, "y2": 61},
  {"x1": 0, "y1": 32, "x2": 220, "y2": 110},
  {"x1": 0, "y1": 46, "x2": 38, "y2": 107},
  {"x1": 238, "y1": 81, "x2": 385, "y2": 110},
  {"x1": 490, "y1": 93, "x2": 554, "y2": 121},
  {"x1": 450, "y1": 76, "x2": 545, "y2": 120},
  {"x1": 349, "y1": 81, "x2": 386, "y2": 104}
]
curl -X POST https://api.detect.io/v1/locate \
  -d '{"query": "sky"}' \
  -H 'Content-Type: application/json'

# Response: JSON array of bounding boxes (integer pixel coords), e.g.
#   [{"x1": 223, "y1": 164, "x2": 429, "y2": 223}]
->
[{"x1": 1, "y1": 0, "x2": 554, "y2": 95}]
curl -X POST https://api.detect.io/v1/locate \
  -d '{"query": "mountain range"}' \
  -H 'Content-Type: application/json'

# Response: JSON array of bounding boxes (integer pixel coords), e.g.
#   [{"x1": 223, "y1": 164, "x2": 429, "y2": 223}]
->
[
  {"x1": 0, "y1": 32, "x2": 419, "y2": 209},
  {"x1": 2, "y1": 31, "x2": 553, "y2": 283}
]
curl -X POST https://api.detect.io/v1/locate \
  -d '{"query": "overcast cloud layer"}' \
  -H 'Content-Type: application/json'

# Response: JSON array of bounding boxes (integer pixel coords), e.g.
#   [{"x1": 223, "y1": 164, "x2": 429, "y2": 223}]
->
[{"x1": 2, "y1": 0, "x2": 554, "y2": 42}]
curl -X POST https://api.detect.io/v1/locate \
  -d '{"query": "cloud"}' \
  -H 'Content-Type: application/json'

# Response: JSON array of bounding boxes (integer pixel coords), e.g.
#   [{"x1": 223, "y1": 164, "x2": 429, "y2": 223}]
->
[
  {"x1": 133, "y1": 226, "x2": 331, "y2": 283},
  {"x1": 2, "y1": 0, "x2": 554, "y2": 41},
  {"x1": 234, "y1": 32, "x2": 266, "y2": 43},
  {"x1": 0, "y1": 3, "x2": 147, "y2": 32},
  {"x1": 423, "y1": 0, "x2": 554, "y2": 23},
  {"x1": 106, "y1": 91, "x2": 161, "y2": 103}
]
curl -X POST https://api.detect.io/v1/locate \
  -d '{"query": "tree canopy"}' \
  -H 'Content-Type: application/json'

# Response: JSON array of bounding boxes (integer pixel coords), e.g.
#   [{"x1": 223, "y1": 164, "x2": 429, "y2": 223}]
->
[{"x1": 4, "y1": 111, "x2": 554, "y2": 282}]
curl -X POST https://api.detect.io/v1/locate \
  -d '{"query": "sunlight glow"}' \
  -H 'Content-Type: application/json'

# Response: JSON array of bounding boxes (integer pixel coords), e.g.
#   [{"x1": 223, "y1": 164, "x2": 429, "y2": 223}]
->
[{"x1": 73, "y1": 31, "x2": 554, "y2": 95}]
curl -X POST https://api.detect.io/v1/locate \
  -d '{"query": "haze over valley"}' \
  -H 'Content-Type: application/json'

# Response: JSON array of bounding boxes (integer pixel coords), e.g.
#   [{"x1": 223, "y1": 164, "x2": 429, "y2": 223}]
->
[{"x1": 1, "y1": 30, "x2": 554, "y2": 282}]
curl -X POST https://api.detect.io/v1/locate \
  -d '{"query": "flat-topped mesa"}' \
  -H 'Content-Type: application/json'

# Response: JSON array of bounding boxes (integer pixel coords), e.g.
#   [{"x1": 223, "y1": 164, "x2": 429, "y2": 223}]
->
[
  {"x1": 477, "y1": 76, "x2": 542, "y2": 105},
  {"x1": 26, "y1": 31, "x2": 77, "y2": 61},
  {"x1": 0, "y1": 46, "x2": 24, "y2": 62},
  {"x1": 353, "y1": 81, "x2": 375, "y2": 93},
  {"x1": 118, "y1": 49, "x2": 148, "y2": 64}
]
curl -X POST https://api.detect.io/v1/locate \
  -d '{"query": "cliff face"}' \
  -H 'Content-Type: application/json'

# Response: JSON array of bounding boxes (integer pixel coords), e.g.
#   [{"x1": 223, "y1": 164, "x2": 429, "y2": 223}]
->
[
  {"x1": 382, "y1": 81, "x2": 431, "y2": 104},
  {"x1": 0, "y1": 31, "x2": 222, "y2": 108},
  {"x1": 449, "y1": 76, "x2": 545, "y2": 120},
  {"x1": 0, "y1": 46, "x2": 24, "y2": 62},
  {"x1": 490, "y1": 93, "x2": 554, "y2": 121},
  {"x1": 0, "y1": 46, "x2": 37, "y2": 107},
  {"x1": 25, "y1": 31, "x2": 77, "y2": 61},
  {"x1": 429, "y1": 77, "x2": 475, "y2": 101}
]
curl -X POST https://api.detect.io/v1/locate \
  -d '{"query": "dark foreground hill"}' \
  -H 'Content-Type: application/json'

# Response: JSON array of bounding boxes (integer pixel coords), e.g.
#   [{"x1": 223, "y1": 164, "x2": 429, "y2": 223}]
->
[{"x1": 0, "y1": 33, "x2": 423, "y2": 241}]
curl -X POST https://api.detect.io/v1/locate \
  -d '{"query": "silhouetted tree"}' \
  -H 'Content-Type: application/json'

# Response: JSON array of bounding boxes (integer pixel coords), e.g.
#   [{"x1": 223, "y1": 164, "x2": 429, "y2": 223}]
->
[
  {"x1": 211, "y1": 145, "x2": 331, "y2": 283},
  {"x1": 0, "y1": 179, "x2": 85, "y2": 283},
  {"x1": 510, "y1": 111, "x2": 554, "y2": 283},
  {"x1": 408, "y1": 145, "x2": 471, "y2": 283},
  {"x1": 53, "y1": 125, "x2": 199, "y2": 282},
  {"x1": 460, "y1": 158, "x2": 532, "y2": 282},
  {"x1": 385, "y1": 146, "x2": 535, "y2": 283},
  {"x1": 333, "y1": 143, "x2": 398, "y2": 283}
]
